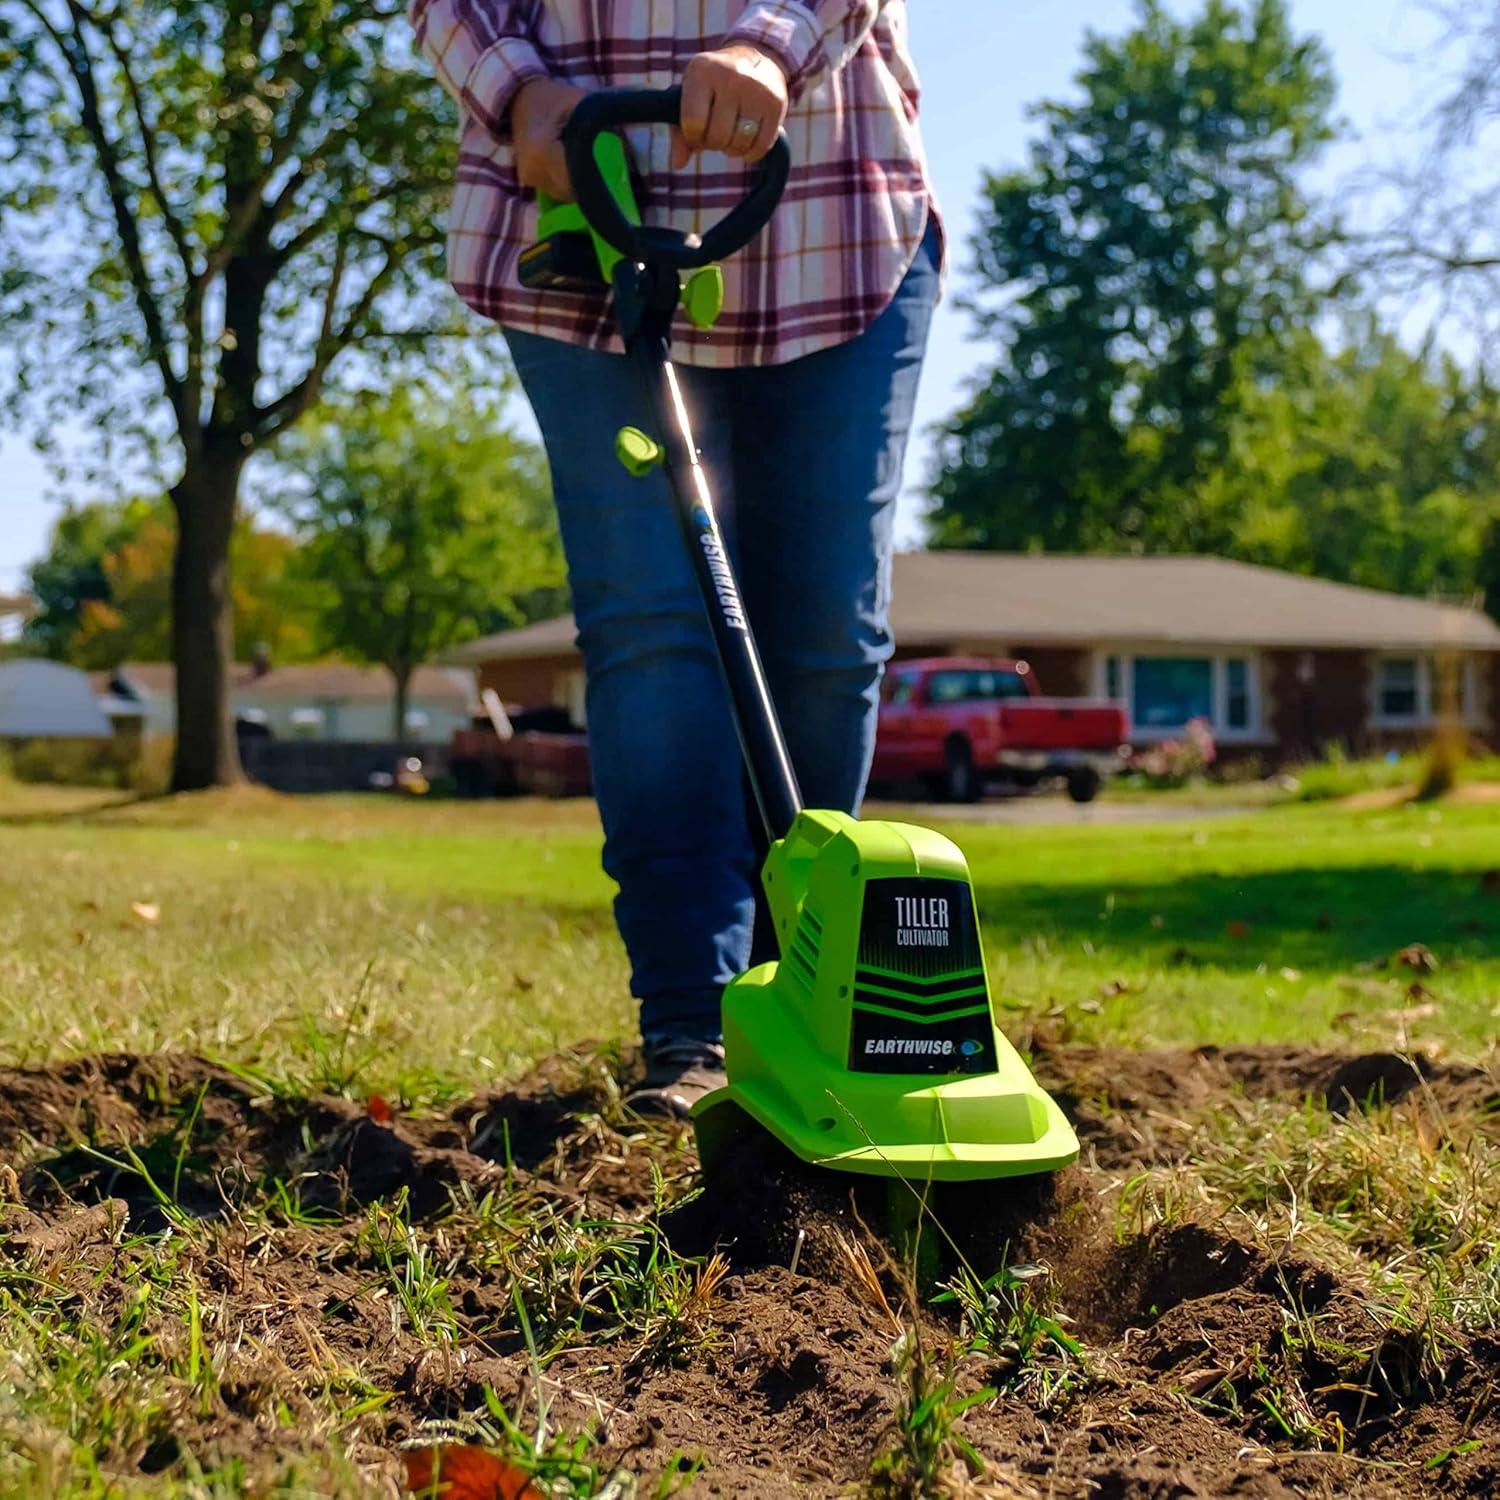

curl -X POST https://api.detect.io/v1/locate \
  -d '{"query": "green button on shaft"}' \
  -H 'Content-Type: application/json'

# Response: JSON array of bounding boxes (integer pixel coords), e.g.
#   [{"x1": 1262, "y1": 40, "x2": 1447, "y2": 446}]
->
[
  {"x1": 615, "y1": 426, "x2": 664, "y2": 477},
  {"x1": 682, "y1": 266, "x2": 725, "y2": 331}
]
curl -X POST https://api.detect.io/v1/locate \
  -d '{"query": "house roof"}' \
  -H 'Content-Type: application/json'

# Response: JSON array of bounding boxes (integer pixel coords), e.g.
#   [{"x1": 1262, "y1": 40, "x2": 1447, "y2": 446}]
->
[
  {"x1": 0, "y1": 659, "x2": 112, "y2": 737},
  {"x1": 443, "y1": 553, "x2": 1500, "y2": 663},
  {"x1": 444, "y1": 614, "x2": 580, "y2": 664},
  {"x1": 0, "y1": 593, "x2": 35, "y2": 618},
  {"x1": 104, "y1": 661, "x2": 476, "y2": 707}
]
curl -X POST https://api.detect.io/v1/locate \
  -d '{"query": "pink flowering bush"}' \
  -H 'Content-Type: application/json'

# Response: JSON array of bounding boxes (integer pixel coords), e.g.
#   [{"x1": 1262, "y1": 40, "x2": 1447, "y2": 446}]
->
[{"x1": 1134, "y1": 718, "x2": 1218, "y2": 787}]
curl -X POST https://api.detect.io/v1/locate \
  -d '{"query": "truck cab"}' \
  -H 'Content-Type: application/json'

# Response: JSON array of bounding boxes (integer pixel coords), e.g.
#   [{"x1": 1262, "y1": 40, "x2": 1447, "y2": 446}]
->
[{"x1": 873, "y1": 657, "x2": 1130, "y2": 803}]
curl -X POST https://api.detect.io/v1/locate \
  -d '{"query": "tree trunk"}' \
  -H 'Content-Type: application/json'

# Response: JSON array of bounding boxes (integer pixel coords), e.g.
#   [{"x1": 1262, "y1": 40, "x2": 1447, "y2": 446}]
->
[
  {"x1": 392, "y1": 665, "x2": 412, "y2": 743},
  {"x1": 170, "y1": 458, "x2": 245, "y2": 791}
]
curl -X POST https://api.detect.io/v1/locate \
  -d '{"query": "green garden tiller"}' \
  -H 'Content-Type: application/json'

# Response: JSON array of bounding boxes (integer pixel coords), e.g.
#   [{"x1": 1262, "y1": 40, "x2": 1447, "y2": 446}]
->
[{"x1": 520, "y1": 87, "x2": 1078, "y2": 1201}]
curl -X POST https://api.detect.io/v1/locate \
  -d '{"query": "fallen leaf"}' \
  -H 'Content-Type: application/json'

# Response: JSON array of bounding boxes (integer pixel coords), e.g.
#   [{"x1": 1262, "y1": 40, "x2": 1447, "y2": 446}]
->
[
  {"x1": 402, "y1": 1445, "x2": 542, "y2": 1499},
  {"x1": 1181, "y1": 1365, "x2": 1231, "y2": 1397},
  {"x1": 1149, "y1": 914, "x2": 1166, "y2": 930},
  {"x1": 367, "y1": 1094, "x2": 395, "y2": 1126},
  {"x1": 1395, "y1": 943, "x2": 1438, "y2": 974},
  {"x1": 1225, "y1": 920, "x2": 1250, "y2": 940},
  {"x1": 1278, "y1": 967, "x2": 1302, "y2": 982},
  {"x1": 130, "y1": 902, "x2": 160, "y2": 924},
  {"x1": 1099, "y1": 978, "x2": 1134, "y2": 999},
  {"x1": 512, "y1": 973, "x2": 535, "y2": 993}
]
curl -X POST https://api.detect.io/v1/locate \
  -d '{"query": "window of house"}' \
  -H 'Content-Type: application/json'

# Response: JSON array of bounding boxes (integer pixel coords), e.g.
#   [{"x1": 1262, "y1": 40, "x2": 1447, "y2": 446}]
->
[
  {"x1": 1102, "y1": 654, "x2": 1258, "y2": 736},
  {"x1": 1226, "y1": 658, "x2": 1250, "y2": 731},
  {"x1": 1133, "y1": 657, "x2": 1214, "y2": 729},
  {"x1": 1373, "y1": 656, "x2": 1473, "y2": 725},
  {"x1": 289, "y1": 706, "x2": 325, "y2": 739},
  {"x1": 1377, "y1": 658, "x2": 1420, "y2": 721}
]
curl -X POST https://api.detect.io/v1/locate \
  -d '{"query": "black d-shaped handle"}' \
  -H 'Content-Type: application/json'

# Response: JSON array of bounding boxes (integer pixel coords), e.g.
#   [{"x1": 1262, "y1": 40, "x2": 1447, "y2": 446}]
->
[{"x1": 562, "y1": 86, "x2": 790, "y2": 271}]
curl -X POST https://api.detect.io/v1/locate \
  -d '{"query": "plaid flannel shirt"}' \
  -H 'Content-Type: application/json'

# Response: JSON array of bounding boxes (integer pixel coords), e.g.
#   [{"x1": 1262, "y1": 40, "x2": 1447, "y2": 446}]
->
[{"x1": 408, "y1": 0, "x2": 938, "y2": 366}]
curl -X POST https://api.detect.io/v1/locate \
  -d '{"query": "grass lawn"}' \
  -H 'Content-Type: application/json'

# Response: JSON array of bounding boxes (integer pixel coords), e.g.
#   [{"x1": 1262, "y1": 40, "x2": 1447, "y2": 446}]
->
[
  {"x1": 0, "y1": 782, "x2": 1495, "y2": 1497},
  {"x1": 1, "y1": 785, "x2": 1495, "y2": 1098}
]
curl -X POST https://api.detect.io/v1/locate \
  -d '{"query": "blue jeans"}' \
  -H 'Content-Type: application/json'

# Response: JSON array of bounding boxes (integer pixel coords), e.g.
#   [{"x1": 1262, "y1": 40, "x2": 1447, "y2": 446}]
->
[{"x1": 505, "y1": 221, "x2": 939, "y2": 1041}]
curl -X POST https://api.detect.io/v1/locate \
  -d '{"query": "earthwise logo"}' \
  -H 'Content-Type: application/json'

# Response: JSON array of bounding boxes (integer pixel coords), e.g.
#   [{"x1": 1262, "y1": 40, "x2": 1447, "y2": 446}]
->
[
  {"x1": 894, "y1": 892, "x2": 951, "y2": 948},
  {"x1": 692, "y1": 505, "x2": 747, "y2": 632}
]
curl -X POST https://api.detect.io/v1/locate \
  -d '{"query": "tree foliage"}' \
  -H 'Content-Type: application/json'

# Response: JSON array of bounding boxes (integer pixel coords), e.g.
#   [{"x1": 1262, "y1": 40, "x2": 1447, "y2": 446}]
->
[
  {"x1": 24, "y1": 498, "x2": 321, "y2": 669},
  {"x1": 272, "y1": 381, "x2": 567, "y2": 737},
  {"x1": 1203, "y1": 326, "x2": 1500, "y2": 596},
  {"x1": 926, "y1": 0, "x2": 1500, "y2": 607},
  {"x1": 0, "y1": 0, "x2": 461, "y2": 786},
  {"x1": 928, "y1": 0, "x2": 1337, "y2": 554}
]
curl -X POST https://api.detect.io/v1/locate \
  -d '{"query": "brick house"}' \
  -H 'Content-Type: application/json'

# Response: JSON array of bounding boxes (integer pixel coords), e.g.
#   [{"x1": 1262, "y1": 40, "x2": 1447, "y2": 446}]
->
[{"x1": 443, "y1": 554, "x2": 1500, "y2": 763}]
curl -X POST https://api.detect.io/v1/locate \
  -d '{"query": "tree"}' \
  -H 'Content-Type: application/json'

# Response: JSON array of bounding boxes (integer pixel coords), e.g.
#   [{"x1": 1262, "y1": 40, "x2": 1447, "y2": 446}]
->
[
  {"x1": 1366, "y1": 2, "x2": 1500, "y2": 353},
  {"x1": 24, "y1": 498, "x2": 321, "y2": 669},
  {"x1": 1202, "y1": 326, "x2": 1500, "y2": 595},
  {"x1": 0, "y1": 1, "x2": 457, "y2": 788},
  {"x1": 927, "y1": 0, "x2": 1336, "y2": 553},
  {"x1": 273, "y1": 381, "x2": 566, "y2": 737},
  {"x1": 21, "y1": 498, "x2": 152, "y2": 661}
]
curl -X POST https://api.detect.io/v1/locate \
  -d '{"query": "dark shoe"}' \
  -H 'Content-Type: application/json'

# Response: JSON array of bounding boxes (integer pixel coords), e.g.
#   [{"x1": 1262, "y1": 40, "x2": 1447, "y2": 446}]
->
[{"x1": 627, "y1": 1038, "x2": 726, "y2": 1119}]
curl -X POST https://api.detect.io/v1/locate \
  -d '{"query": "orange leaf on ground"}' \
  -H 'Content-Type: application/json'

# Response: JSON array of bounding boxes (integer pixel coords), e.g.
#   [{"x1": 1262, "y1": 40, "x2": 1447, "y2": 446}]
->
[
  {"x1": 130, "y1": 901, "x2": 160, "y2": 923},
  {"x1": 402, "y1": 1445, "x2": 542, "y2": 1499},
  {"x1": 367, "y1": 1094, "x2": 395, "y2": 1126},
  {"x1": 1225, "y1": 920, "x2": 1250, "y2": 940}
]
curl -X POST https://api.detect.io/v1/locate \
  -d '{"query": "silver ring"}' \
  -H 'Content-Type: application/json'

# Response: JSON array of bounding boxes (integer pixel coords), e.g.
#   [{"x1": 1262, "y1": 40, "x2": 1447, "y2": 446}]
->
[{"x1": 733, "y1": 116, "x2": 759, "y2": 142}]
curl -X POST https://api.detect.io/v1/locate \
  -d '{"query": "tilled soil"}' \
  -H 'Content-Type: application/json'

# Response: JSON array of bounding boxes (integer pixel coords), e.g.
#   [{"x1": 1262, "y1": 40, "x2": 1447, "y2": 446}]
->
[{"x1": 0, "y1": 1044, "x2": 1495, "y2": 1498}]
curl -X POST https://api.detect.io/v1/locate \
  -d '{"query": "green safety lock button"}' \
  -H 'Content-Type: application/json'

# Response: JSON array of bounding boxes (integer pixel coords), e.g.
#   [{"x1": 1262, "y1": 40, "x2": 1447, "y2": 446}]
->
[
  {"x1": 682, "y1": 266, "x2": 725, "y2": 331},
  {"x1": 615, "y1": 426, "x2": 664, "y2": 477}
]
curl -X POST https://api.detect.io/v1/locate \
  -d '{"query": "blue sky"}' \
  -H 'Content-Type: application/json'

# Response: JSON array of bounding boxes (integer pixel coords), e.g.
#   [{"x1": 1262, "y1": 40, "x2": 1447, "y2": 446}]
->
[{"x1": 0, "y1": 0, "x2": 1451, "y2": 590}]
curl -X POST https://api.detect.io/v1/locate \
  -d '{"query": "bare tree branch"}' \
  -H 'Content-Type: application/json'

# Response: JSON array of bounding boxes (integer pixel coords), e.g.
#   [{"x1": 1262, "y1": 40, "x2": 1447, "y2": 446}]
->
[
  {"x1": 24, "y1": 0, "x2": 190, "y2": 434},
  {"x1": 100, "y1": 18, "x2": 195, "y2": 283},
  {"x1": 252, "y1": 237, "x2": 404, "y2": 440}
]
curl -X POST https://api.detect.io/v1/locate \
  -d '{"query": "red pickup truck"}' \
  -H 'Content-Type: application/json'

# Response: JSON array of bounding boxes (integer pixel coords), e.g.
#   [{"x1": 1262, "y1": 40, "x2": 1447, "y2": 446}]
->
[{"x1": 871, "y1": 658, "x2": 1130, "y2": 804}]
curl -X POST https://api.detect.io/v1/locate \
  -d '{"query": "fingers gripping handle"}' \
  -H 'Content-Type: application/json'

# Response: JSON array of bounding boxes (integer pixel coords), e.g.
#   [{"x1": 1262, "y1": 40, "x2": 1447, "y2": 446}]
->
[{"x1": 562, "y1": 86, "x2": 790, "y2": 269}]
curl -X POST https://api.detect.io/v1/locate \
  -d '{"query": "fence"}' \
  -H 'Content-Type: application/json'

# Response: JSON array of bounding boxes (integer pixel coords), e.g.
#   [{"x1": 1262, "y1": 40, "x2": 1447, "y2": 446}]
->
[{"x1": 240, "y1": 739, "x2": 449, "y2": 794}]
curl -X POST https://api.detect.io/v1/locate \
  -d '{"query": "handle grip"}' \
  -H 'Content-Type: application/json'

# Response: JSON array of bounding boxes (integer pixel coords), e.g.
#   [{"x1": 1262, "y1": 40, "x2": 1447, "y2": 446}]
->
[{"x1": 562, "y1": 86, "x2": 790, "y2": 270}]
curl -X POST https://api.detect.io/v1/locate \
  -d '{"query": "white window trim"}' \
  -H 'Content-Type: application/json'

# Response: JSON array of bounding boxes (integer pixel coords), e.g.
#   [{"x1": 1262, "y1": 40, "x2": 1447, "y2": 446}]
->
[
  {"x1": 1094, "y1": 648, "x2": 1269, "y2": 744},
  {"x1": 1370, "y1": 655, "x2": 1479, "y2": 730}
]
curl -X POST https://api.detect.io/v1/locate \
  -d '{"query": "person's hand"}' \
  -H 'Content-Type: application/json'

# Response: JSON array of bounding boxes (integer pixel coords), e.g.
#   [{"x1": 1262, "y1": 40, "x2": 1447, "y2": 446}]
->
[
  {"x1": 513, "y1": 77, "x2": 587, "y2": 201},
  {"x1": 671, "y1": 44, "x2": 789, "y2": 169}
]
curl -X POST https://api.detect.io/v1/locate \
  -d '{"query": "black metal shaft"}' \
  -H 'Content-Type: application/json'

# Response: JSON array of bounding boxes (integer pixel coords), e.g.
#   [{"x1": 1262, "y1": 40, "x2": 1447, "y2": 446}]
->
[{"x1": 618, "y1": 266, "x2": 803, "y2": 842}]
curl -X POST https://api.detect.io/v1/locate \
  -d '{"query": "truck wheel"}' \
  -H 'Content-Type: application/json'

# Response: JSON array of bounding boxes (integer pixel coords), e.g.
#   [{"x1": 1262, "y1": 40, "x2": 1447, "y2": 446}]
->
[
  {"x1": 1066, "y1": 766, "x2": 1101, "y2": 804},
  {"x1": 944, "y1": 738, "x2": 981, "y2": 803}
]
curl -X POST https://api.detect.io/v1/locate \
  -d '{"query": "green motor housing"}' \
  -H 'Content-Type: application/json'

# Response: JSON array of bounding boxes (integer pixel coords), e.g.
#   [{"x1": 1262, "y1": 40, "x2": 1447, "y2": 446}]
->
[{"x1": 693, "y1": 811, "x2": 1080, "y2": 1183}]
